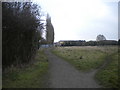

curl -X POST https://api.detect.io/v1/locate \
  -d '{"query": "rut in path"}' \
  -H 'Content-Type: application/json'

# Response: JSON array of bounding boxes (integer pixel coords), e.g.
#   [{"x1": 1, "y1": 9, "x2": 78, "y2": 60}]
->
[{"x1": 44, "y1": 49, "x2": 102, "y2": 88}]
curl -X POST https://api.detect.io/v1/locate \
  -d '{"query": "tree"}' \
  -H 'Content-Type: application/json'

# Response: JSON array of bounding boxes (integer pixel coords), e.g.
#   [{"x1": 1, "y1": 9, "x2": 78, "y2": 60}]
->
[
  {"x1": 46, "y1": 13, "x2": 54, "y2": 44},
  {"x1": 2, "y1": 2, "x2": 44, "y2": 69},
  {"x1": 96, "y1": 34, "x2": 106, "y2": 41}
]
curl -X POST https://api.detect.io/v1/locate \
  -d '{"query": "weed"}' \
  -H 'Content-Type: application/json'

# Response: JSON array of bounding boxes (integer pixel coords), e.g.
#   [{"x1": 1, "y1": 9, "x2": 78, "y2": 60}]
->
[{"x1": 3, "y1": 49, "x2": 48, "y2": 88}]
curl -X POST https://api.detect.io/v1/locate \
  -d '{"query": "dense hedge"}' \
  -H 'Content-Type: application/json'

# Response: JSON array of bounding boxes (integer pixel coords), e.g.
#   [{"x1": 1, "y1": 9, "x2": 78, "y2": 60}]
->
[{"x1": 2, "y1": 2, "x2": 43, "y2": 69}]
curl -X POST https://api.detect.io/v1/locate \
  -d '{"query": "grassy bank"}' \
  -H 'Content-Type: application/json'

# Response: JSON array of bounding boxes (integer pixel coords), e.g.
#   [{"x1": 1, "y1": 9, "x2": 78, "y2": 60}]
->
[
  {"x1": 3, "y1": 49, "x2": 48, "y2": 88},
  {"x1": 52, "y1": 46, "x2": 118, "y2": 88}
]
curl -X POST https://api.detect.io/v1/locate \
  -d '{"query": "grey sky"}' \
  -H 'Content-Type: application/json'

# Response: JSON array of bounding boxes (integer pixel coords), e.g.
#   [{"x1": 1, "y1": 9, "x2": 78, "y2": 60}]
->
[{"x1": 33, "y1": 0, "x2": 118, "y2": 42}]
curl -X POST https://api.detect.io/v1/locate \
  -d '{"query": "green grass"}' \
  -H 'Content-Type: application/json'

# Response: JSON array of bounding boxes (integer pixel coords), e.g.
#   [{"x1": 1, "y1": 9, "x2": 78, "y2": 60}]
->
[
  {"x1": 3, "y1": 49, "x2": 48, "y2": 88},
  {"x1": 52, "y1": 46, "x2": 118, "y2": 88},
  {"x1": 52, "y1": 46, "x2": 107, "y2": 71},
  {"x1": 95, "y1": 52, "x2": 119, "y2": 88}
]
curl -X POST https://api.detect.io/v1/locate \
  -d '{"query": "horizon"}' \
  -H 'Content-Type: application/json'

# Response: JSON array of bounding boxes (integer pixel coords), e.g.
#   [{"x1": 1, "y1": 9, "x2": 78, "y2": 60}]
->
[{"x1": 55, "y1": 39, "x2": 118, "y2": 43}]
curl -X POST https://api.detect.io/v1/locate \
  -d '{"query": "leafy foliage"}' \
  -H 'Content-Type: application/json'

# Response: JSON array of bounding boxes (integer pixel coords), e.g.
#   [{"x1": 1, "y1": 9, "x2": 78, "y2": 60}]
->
[
  {"x1": 96, "y1": 34, "x2": 106, "y2": 41},
  {"x1": 2, "y1": 2, "x2": 43, "y2": 69},
  {"x1": 46, "y1": 13, "x2": 54, "y2": 44},
  {"x1": 3, "y1": 49, "x2": 48, "y2": 88}
]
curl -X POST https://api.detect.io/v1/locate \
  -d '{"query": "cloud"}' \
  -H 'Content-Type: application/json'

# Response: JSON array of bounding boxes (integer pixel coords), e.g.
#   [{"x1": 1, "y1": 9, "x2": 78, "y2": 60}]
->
[{"x1": 33, "y1": 0, "x2": 118, "y2": 41}]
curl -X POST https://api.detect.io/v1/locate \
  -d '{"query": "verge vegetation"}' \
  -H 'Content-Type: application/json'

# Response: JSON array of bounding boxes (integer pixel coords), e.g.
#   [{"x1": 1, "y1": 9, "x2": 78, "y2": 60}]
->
[
  {"x1": 52, "y1": 46, "x2": 118, "y2": 88},
  {"x1": 3, "y1": 49, "x2": 48, "y2": 88},
  {"x1": 52, "y1": 46, "x2": 106, "y2": 71},
  {"x1": 95, "y1": 53, "x2": 118, "y2": 88}
]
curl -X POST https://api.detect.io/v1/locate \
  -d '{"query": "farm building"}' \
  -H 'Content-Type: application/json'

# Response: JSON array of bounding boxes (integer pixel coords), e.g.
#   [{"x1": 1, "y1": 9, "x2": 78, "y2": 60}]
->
[{"x1": 58, "y1": 40, "x2": 86, "y2": 46}]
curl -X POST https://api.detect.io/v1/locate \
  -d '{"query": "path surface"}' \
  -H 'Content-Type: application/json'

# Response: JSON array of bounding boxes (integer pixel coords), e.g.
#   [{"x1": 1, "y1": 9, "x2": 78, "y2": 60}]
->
[{"x1": 44, "y1": 48, "x2": 102, "y2": 88}]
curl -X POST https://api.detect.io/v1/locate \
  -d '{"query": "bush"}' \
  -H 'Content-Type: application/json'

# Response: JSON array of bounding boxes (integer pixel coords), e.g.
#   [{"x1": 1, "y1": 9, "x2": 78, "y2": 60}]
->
[{"x1": 2, "y1": 2, "x2": 43, "y2": 69}]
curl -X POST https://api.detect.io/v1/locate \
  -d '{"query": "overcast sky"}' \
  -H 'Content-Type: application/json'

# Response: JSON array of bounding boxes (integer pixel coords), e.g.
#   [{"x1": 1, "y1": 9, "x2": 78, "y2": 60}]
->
[{"x1": 33, "y1": 0, "x2": 119, "y2": 42}]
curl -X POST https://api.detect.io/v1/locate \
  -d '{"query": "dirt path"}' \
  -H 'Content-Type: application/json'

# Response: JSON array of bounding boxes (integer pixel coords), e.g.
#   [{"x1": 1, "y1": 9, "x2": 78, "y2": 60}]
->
[{"x1": 44, "y1": 48, "x2": 102, "y2": 88}]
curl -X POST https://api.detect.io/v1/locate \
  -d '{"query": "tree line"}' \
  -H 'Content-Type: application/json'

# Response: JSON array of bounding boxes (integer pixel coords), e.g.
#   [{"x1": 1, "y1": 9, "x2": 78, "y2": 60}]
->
[
  {"x1": 2, "y1": 2, "x2": 54, "y2": 69},
  {"x1": 59, "y1": 35, "x2": 118, "y2": 46},
  {"x1": 59, "y1": 40, "x2": 118, "y2": 46}
]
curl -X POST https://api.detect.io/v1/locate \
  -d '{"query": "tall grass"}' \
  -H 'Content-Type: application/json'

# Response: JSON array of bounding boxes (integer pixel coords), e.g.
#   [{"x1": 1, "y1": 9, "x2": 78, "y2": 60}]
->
[{"x1": 3, "y1": 49, "x2": 48, "y2": 88}]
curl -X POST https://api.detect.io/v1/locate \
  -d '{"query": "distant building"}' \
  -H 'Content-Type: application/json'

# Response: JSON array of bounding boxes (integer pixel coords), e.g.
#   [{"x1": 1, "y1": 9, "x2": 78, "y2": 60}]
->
[{"x1": 58, "y1": 40, "x2": 86, "y2": 46}]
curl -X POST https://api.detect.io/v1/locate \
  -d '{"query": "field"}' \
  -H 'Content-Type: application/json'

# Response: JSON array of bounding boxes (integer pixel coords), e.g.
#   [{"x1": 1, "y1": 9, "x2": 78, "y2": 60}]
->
[
  {"x1": 3, "y1": 49, "x2": 48, "y2": 88},
  {"x1": 52, "y1": 46, "x2": 118, "y2": 88},
  {"x1": 95, "y1": 53, "x2": 119, "y2": 88}
]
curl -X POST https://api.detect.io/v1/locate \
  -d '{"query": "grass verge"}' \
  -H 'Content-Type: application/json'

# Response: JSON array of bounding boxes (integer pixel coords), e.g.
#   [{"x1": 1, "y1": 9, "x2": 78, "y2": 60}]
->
[
  {"x1": 95, "y1": 52, "x2": 119, "y2": 88},
  {"x1": 52, "y1": 46, "x2": 106, "y2": 71},
  {"x1": 3, "y1": 49, "x2": 48, "y2": 88},
  {"x1": 52, "y1": 46, "x2": 118, "y2": 88}
]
